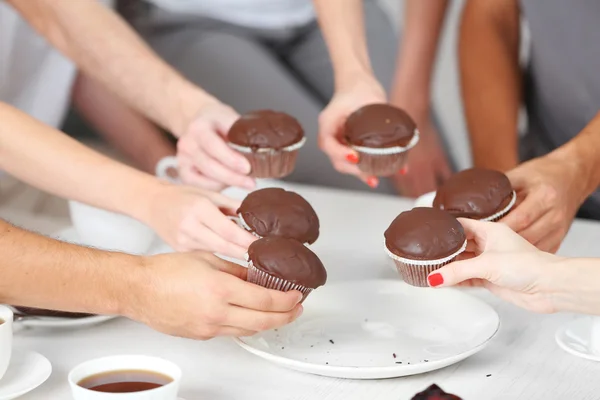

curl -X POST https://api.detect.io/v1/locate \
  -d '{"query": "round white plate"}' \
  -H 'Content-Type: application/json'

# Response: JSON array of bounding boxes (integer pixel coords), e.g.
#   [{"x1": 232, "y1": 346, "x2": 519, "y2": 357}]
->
[
  {"x1": 556, "y1": 317, "x2": 600, "y2": 362},
  {"x1": 0, "y1": 351, "x2": 51, "y2": 400},
  {"x1": 15, "y1": 228, "x2": 119, "y2": 329},
  {"x1": 414, "y1": 191, "x2": 436, "y2": 208},
  {"x1": 235, "y1": 280, "x2": 500, "y2": 379}
]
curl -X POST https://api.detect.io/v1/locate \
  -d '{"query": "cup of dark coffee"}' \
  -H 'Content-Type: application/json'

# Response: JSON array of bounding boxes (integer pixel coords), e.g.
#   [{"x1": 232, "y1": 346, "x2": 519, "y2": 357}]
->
[
  {"x1": 68, "y1": 355, "x2": 181, "y2": 399},
  {"x1": 0, "y1": 305, "x2": 13, "y2": 380}
]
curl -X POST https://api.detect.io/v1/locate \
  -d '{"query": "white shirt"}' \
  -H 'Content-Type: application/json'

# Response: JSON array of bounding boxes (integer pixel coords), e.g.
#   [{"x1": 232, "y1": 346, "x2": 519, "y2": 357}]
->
[
  {"x1": 146, "y1": 0, "x2": 315, "y2": 30},
  {"x1": 0, "y1": 3, "x2": 76, "y2": 129}
]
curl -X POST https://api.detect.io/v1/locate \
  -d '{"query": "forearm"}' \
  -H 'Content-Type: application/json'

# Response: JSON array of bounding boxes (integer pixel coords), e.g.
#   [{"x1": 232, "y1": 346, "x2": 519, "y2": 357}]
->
[
  {"x1": 0, "y1": 219, "x2": 143, "y2": 315},
  {"x1": 391, "y1": 0, "x2": 449, "y2": 110},
  {"x1": 0, "y1": 102, "x2": 162, "y2": 221},
  {"x1": 72, "y1": 73, "x2": 175, "y2": 173},
  {"x1": 547, "y1": 112, "x2": 600, "y2": 197},
  {"x1": 7, "y1": 0, "x2": 212, "y2": 137},
  {"x1": 552, "y1": 257, "x2": 600, "y2": 315},
  {"x1": 459, "y1": 0, "x2": 521, "y2": 171},
  {"x1": 313, "y1": 0, "x2": 376, "y2": 89}
]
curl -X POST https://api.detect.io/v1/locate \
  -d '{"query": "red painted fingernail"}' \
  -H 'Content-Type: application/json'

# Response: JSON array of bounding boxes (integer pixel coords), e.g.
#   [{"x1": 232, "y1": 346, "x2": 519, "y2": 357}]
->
[
  {"x1": 367, "y1": 177, "x2": 379, "y2": 188},
  {"x1": 428, "y1": 273, "x2": 444, "y2": 287},
  {"x1": 399, "y1": 166, "x2": 408, "y2": 175},
  {"x1": 346, "y1": 153, "x2": 359, "y2": 164}
]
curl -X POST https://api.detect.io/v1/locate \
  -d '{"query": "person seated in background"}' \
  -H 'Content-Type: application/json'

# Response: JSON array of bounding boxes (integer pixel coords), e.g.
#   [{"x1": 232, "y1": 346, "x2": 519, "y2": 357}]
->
[
  {"x1": 121, "y1": 0, "x2": 453, "y2": 197},
  {"x1": 429, "y1": 219, "x2": 600, "y2": 316},
  {"x1": 460, "y1": 0, "x2": 600, "y2": 253}
]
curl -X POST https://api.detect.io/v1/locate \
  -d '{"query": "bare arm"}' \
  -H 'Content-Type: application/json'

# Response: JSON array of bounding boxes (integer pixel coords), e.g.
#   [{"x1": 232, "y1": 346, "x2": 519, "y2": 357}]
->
[
  {"x1": 6, "y1": 0, "x2": 213, "y2": 137},
  {"x1": 0, "y1": 102, "x2": 161, "y2": 221},
  {"x1": 459, "y1": 0, "x2": 521, "y2": 171},
  {"x1": 391, "y1": 0, "x2": 449, "y2": 112},
  {"x1": 0, "y1": 219, "x2": 138, "y2": 314},
  {"x1": 72, "y1": 72, "x2": 175, "y2": 174}
]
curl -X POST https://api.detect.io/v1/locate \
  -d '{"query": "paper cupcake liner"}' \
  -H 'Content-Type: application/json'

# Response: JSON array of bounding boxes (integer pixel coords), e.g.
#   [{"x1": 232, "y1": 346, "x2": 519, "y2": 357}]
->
[
  {"x1": 228, "y1": 137, "x2": 306, "y2": 179},
  {"x1": 384, "y1": 239, "x2": 467, "y2": 287},
  {"x1": 247, "y1": 262, "x2": 313, "y2": 302},
  {"x1": 351, "y1": 130, "x2": 419, "y2": 176},
  {"x1": 480, "y1": 191, "x2": 517, "y2": 222}
]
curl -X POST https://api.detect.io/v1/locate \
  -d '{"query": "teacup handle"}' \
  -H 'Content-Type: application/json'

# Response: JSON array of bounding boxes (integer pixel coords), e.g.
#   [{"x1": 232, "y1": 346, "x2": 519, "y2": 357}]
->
[{"x1": 155, "y1": 156, "x2": 181, "y2": 184}]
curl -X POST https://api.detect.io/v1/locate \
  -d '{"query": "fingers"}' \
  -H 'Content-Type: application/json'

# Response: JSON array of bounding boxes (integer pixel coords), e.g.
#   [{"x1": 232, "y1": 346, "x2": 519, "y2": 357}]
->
[
  {"x1": 192, "y1": 122, "x2": 251, "y2": 175},
  {"x1": 226, "y1": 278, "x2": 304, "y2": 312},
  {"x1": 501, "y1": 190, "x2": 548, "y2": 233},
  {"x1": 180, "y1": 225, "x2": 248, "y2": 260},
  {"x1": 518, "y1": 212, "x2": 552, "y2": 246},
  {"x1": 193, "y1": 147, "x2": 255, "y2": 190},
  {"x1": 207, "y1": 255, "x2": 249, "y2": 280},
  {"x1": 178, "y1": 162, "x2": 226, "y2": 191},
  {"x1": 534, "y1": 230, "x2": 564, "y2": 253},
  {"x1": 201, "y1": 208, "x2": 256, "y2": 250},
  {"x1": 214, "y1": 327, "x2": 257, "y2": 338},
  {"x1": 456, "y1": 218, "x2": 489, "y2": 251},
  {"x1": 427, "y1": 257, "x2": 497, "y2": 288},
  {"x1": 223, "y1": 304, "x2": 303, "y2": 332},
  {"x1": 203, "y1": 192, "x2": 242, "y2": 212}
]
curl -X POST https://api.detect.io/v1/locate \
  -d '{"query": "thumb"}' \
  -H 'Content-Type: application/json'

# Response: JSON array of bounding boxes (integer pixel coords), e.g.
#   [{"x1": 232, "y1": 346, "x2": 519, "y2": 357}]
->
[{"x1": 427, "y1": 256, "x2": 497, "y2": 288}]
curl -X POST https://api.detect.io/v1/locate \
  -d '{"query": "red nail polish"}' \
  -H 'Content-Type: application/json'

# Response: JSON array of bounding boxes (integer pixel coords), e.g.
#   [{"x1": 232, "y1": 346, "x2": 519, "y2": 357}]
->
[
  {"x1": 399, "y1": 166, "x2": 408, "y2": 175},
  {"x1": 367, "y1": 177, "x2": 379, "y2": 188},
  {"x1": 346, "y1": 153, "x2": 359, "y2": 164},
  {"x1": 428, "y1": 273, "x2": 444, "y2": 287}
]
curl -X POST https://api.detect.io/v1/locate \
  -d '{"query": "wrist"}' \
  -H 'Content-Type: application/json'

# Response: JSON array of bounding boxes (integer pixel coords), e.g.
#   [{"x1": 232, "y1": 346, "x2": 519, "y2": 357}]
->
[
  {"x1": 171, "y1": 86, "x2": 218, "y2": 138},
  {"x1": 113, "y1": 254, "x2": 154, "y2": 319}
]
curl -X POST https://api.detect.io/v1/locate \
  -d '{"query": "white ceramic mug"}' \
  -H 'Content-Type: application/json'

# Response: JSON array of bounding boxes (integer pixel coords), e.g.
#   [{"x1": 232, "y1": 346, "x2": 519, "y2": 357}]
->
[
  {"x1": 68, "y1": 201, "x2": 156, "y2": 255},
  {"x1": 0, "y1": 305, "x2": 13, "y2": 380},
  {"x1": 69, "y1": 355, "x2": 181, "y2": 400},
  {"x1": 155, "y1": 157, "x2": 180, "y2": 184}
]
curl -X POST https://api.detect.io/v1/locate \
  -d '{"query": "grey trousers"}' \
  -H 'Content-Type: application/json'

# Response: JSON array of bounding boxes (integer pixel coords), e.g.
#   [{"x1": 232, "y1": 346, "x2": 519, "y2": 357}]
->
[{"x1": 132, "y1": 1, "x2": 400, "y2": 194}]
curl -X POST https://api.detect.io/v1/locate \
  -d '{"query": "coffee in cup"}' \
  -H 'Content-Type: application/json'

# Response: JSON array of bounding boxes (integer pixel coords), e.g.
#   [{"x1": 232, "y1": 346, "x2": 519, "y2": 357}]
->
[{"x1": 78, "y1": 370, "x2": 173, "y2": 393}]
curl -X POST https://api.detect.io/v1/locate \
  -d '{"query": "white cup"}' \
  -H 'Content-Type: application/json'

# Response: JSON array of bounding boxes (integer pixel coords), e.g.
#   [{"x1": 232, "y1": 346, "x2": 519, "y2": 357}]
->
[
  {"x1": 69, "y1": 355, "x2": 181, "y2": 400},
  {"x1": 68, "y1": 201, "x2": 156, "y2": 255},
  {"x1": 155, "y1": 157, "x2": 180, "y2": 184},
  {"x1": 0, "y1": 305, "x2": 13, "y2": 380},
  {"x1": 590, "y1": 317, "x2": 600, "y2": 355}
]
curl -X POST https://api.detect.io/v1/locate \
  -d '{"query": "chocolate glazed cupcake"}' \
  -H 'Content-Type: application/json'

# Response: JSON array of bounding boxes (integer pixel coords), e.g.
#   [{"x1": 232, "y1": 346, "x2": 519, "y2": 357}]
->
[
  {"x1": 246, "y1": 237, "x2": 327, "y2": 301},
  {"x1": 237, "y1": 188, "x2": 319, "y2": 244},
  {"x1": 384, "y1": 208, "x2": 466, "y2": 287},
  {"x1": 228, "y1": 110, "x2": 306, "y2": 178},
  {"x1": 412, "y1": 384, "x2": 462, "y2": 400},
  {"x1": 433, "y1": 168, "x2": 516, "y2": 222},
  {"x1": 344, "y1": 104, "x2": 419, "y2": 176}
]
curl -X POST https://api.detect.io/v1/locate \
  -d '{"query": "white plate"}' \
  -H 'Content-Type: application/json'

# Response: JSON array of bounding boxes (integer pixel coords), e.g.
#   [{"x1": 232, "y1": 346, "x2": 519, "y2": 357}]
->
[
  {"x1": 15, "y1": 228, "x2": 119, "y2": 329},
  {"x1": 556, "y1": 317, "x2": 600, "y2": 362},
  {"x1": 235, "y1": 280, "x2": 500, "y2": 379},
  {"x1": 414, "y1": 191, "x2": 436, "y2": 208},
  {"x1": 0, "y1": 351, "x2": 52, "y2": 400}
]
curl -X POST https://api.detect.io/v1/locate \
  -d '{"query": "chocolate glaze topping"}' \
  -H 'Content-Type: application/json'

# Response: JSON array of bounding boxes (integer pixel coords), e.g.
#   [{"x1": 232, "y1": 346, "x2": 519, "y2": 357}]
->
[
  {"x1": 248, "y1": 237, "x2": 327, "y2": 289},
  {"x1": 238, "y1": 188, "x2": 320, "y2": 244},
  {"x1": 228, "y1": 110, "x2": 304, "y2": 150},
  {"x1": 385, "y1": 207, "x2": 466, "y2": 260},
  {"x1": 411, "y1": 384, "x2": 462, "y2": 400},
  {"x1": 344, "y1": 103, "x2": 416, "y2": 148},
  {"x1": 433, "y1": 168, "x2": 514, "y2": 219},
  {"x1": 14, "y1": 306, "x2": 93, "y2": 319}
]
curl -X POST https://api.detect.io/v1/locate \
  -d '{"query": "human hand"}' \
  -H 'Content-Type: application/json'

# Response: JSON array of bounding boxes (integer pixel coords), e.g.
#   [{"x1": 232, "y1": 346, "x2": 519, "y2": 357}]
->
[
  {"x1": 391, "y1": 113, "x2": 451, "y2": 197},
  {"x1": 177, "y1": 101, "x2": 255, "y2": 191},
  {"x1": 318, "y1": 76, "x2": 387, "y2": 188},
  {"x1": 143, "y1": 183, "x2": 255, "y2": 259},
  {"x1": 428, "y1": 219, "x2": 562, "y2": 314},
  {"x1": 500, "y1": 153, "x2": 587, "y2": 253},
  {"x1": 129, "y1": 252, "x2": 303, "y2": 339}
]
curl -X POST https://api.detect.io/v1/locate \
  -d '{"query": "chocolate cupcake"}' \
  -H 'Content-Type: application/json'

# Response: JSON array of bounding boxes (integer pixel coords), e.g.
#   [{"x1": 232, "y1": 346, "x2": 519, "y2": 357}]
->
[
  {"x1": 384, "y1": 207, "x2": 466, "y2": 287},
  {"x1": 246, "y1": 237, "x2": 327, "y2": 300},
  {"x1": 228, "y1": 110, "x2": 306, "y2": 178},
  {"x1": 412, "y1": 384, "x2": 462, "y2": 400},
  {"x1": 344, "y1": 104, "x2": 419, "y2": 176},
  {"x1": 433, "y1": 168, "x2": 516, "y2": 221},
  {"x1": 237, "y1": 188, "x2": 319, "y2": 244}
]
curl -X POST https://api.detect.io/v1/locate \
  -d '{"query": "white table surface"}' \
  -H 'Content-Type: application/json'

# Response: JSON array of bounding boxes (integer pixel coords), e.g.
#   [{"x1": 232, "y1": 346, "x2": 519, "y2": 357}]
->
[{"x1": 3, "y1": 178, "x2": 600, "y2": 400}]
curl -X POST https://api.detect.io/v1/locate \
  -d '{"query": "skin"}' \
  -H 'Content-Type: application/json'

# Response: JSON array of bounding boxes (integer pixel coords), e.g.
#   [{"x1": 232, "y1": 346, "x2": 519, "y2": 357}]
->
[
  {"x1": 390, "y1": 0, "x2": 452, "y2": 197},
  {"x1": 0, "y1": 103, "x2": 255, "y2": 259},
  {"x1": 0, "y1": 220, "x2": 303, "y2": 339},
  {"x1": 460, "y1": 0, "x2": 600, "y2": 252},
  {"x1": 429, "y1": 219, "x2": 600, "y2": 316},
  {"x1": 7, "y1": 0, "x2": 254, "y2": 191}
]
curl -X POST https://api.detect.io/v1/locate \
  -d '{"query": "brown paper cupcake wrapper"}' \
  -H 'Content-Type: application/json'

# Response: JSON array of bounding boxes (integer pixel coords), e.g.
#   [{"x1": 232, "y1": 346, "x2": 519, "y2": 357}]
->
[
  {"x1": 229, "y1": 137, "x2": 306, "y2": 179},
  {"x1": 351, "y1": 130, "x2": 420, "y2": 176},
  {"x1": 480, "y1": 191, "x2": 517, "y2": 222},
  {"x1": 384, "y1": 239, "x2": 467, "y2": 287},
  {"x1": 247, "y1": 262, "x2": 313, "y2": 302}
]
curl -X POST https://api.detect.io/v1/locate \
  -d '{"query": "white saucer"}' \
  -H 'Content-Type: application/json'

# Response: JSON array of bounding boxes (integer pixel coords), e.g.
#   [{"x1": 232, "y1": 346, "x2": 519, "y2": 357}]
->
[
  {"x1": 235, "y1": 280, "x2": 499, "y2": 379},
  {"x1": 556, "y1": 317, "x2": 600, "y2": 362},
  {"x1": 414, "y1": 191, "x2": 436, "y2": 208},
  {"x1": 0, "y1": 351, "x2": 51, "y2": 400}
]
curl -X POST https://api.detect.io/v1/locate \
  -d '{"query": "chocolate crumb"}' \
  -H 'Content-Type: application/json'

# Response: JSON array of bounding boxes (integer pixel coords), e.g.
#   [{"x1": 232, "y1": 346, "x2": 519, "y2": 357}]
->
[
  {"x1": 281, "y1": 347, "x2": 285, "y2": 350},
  {"x1": 310, "y1": 345, "x2": 314, "y2": 348},
  {"x1": 486, "y1": 374, "x2": 492, "y2": 378},
  {"x1": 326, "y1": 362, "x2": 329, "y2": 365},
  {"x1": 395, "y1": 362, "x2": 402, "y2": 364},
  {"x1": 393, "y1": 353, "x2": 397, "y2": 359},
  {"x1": 329, "y1": 340, "x2": 335, "y2": 344},
  {"x1": 424, "y1": 360, "x2": 429, "y2": 362}
]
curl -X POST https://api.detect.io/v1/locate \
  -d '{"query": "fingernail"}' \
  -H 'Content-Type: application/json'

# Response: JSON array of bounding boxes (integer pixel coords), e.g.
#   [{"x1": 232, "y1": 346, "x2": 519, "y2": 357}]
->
[
  {"x1": 428, "y1": 273, "x2": 444, "y2": 287},
  {"x1": 346, "y1": 153, "x2": 359, "y2": 164},
  {"x1": 367, "y1": 177, "x2": 379, "y2": 188},
  {"x1": 399, "y1": 166, "x2": 408, "y2": 175}
]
